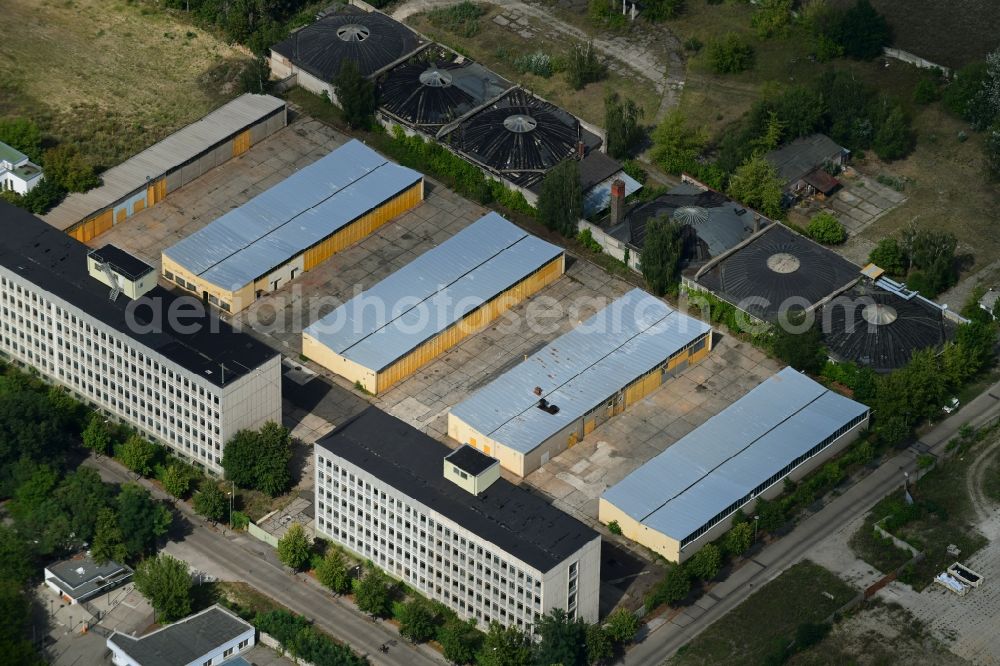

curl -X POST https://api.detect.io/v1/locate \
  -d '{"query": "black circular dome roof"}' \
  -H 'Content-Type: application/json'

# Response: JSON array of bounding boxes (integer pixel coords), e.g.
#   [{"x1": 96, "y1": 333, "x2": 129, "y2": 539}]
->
[{"x1": 380, "y1": 61, "x2": 475, "y2": 127}]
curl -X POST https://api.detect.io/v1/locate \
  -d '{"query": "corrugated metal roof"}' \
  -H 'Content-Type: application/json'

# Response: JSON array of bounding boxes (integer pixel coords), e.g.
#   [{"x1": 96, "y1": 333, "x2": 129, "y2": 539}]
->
[
  {"x1": 304, "y1": 212, "x2": 563, "y2": 371},
  {"x1": 602, "y1": 367, "x2": 869, "y2": 544},
  {"x1": 582, "y1": 172, "x2": 642, "y2": 217},
  {"x1": 163, "y1": 140, "x2": 422, "y2": 290},
  {"x1": 450, "y1": 289, "x2": 711, "y2": 455},
  {"x1": 43, "y1": 95, "x2": 286, "y2": 231}
]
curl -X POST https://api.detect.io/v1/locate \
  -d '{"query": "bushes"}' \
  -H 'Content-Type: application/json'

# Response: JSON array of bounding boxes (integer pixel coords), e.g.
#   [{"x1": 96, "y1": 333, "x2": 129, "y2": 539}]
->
[
  {"x1": 222, "y1": 421, "x2": 292, "y2": 497},
  {"x1": 708, "y1": 34, "x2": 755, "y2": 74},
  {"x1": 751, "y1": 0, "x2": 793, "y2": 39},
  {"x1": 605, "y1": 93, "x2": 645, "y2": 160},
  {"x1": 640, "y1": 215, "x2": 683, "y2": 296},
  {"x1": 644, "y1": 565, "x2": 690, "y2": 611},
  {"x1": 565, "y1": 42, "x2": 607, "y2": 90},
  {"x1": 513, "y1": 52, "x2": 553, "y2": 78},
  {"x1": 537, "y1": 160, "x2": 582, "y2": 237},
  {"x1": 333, "y1": 60, "x2": 376, "y2": 131},
  {"x1": 577, "y1": 228, "x2": 603, "y2": 253},
  {"x1": 650, "y1": 110, "x2": 706, "y2": 175},
  {"x1": 426, "y1": 2, "x2": 486, "y2": 38},
  {"x1": 806, "y1": 211, "x2": 846, "y2": 244},
  {"x1": 255, "y1": 610, "x2": 366, "y2": 666}
]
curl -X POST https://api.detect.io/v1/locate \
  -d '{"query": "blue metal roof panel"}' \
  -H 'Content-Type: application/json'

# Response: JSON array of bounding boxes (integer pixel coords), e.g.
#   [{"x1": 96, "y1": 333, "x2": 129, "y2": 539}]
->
[
  {"x1": 342, "y1": 235, "x2": 563, "y2": 370},
  {"x1": 304, "y1": 212, "x2": 531, "y2": 352},
  {"x1": 162, "y1": 140, "x2": 389, "y2": 276},
  {"x1": 450, "y1": 289, "x2": 711, "y2": 454}
]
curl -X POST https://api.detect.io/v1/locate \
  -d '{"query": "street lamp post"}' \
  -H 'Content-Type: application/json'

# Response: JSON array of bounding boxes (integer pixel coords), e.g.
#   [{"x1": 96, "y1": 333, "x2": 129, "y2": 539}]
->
[
  {"x1": 229, "y1": 481, "x2": 235, "y2": 529},
  {"x1": 753, "y1": 515, "x2": 760, "y2": 543}
]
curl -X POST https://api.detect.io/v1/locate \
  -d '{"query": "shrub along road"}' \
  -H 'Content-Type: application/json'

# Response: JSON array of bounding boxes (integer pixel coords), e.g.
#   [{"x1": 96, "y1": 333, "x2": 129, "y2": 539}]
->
[{"x1": 623, "y1": 377, "x2": 1000, "y2": 665}]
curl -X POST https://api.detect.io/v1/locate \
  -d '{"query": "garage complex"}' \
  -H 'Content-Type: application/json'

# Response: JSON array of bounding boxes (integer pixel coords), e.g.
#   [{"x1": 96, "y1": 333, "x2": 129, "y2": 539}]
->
[
  {"x1": 599, "y1": 367, "x2": 869, "y2": 563},
  {"x1": 44, "y1": 94, "x2": 287, "y2": 242},
  {"x1": 161, "y1": 140, "x2": 423, "y2": 314},
  {"x1": 449, "y1": 289, "x2": 713, "y2": 477},
  {"x1": 302, "y1": 212, "x2": 564, "y2": 394}
]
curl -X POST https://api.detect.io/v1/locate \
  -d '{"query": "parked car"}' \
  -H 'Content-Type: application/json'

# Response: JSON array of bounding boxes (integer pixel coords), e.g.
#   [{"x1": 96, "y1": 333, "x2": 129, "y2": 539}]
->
[{"x1": 943, "y1": 397, "x2": 960, "y2": 414}]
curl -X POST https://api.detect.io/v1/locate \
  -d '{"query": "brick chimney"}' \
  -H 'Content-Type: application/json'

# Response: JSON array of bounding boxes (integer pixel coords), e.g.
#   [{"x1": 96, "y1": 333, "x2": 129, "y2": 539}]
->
[
  {"x1": 577, "y1": 139, "x2": 585, "y2": 160},
  {"x1": 610, "y1": 178, "x2": 626, "y2": 226}
]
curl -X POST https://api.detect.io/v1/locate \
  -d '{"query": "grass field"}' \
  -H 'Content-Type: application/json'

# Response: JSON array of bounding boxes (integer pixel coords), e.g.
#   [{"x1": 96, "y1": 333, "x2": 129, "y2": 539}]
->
[
  {"x1": 669, "y1": 561, "x2": 856, "y2": 666},
  {"x1": 0, "y1": 0, "x2": 251, "y2": 169},
  {"x1": 405, "y1": 6, "x2": 661, "y2": 127}
]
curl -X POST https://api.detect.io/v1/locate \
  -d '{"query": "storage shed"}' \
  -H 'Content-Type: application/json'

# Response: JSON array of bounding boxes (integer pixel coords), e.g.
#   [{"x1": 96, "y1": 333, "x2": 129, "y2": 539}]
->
[
  {"x1": 448, "y1": 289, "x2": 713, "y2": 477},
  {"x1": 44, "y1": 94, "x2": 287, "y2": 241},
  {"x1": 162, "y1": 140, "x2": 423, "y2": 314},
  {"x1": 303, "y1": 212, "x2": 563, "y2": 394},
  {"x1": 600, "y1": 368, "x2": 869, "y2": 562}
]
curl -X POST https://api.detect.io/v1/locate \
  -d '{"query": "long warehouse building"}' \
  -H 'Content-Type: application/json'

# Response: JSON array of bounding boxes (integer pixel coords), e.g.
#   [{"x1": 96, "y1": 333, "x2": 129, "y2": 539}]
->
[
  {"x1": 600, "y1": 367, "x2": 869, "y2": 563},
  {"x1": 44, "y1": 94, "x2": 287, "y2": 241},
  {"x1": 0, "y1": 202, "x2": 282, "y2": 475},
  {"x1": 315, "y1": 407, "x2": 601, "y2": 630},
  {"x1": 303, "y1": 212, "x2": 564, "y2": 394},
  {"x1": 162, "y1": 140, "x2": 423, "y2": 314},
  {"x1": 449, "y1": 289, "x2": 713, "y2": 477}
]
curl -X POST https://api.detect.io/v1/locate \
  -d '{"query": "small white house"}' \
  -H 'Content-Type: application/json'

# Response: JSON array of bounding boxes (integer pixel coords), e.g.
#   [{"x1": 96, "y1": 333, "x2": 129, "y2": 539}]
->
[
  {"x1": 0, "y1": 141, "x2": 43, "y2": 194},
  {"x1": 107, "y1": 605, "x2": 255, "y2": 666},
  {"x1": 44, "y1": 555, "x2": 133, "y2": 605}
]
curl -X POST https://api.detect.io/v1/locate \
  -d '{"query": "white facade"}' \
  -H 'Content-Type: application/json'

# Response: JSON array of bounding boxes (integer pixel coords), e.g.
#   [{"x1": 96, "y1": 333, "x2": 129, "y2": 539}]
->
[
  {"x1": 315, "y1": 450, "x2": 601, "y2": 630},
  {"x1": 0, "y1": 141, "x2": 43, "y2": 195},
  {"x1": 107, "y1": 606, "x2": 255, "y2": 666},
  {"x1": 0, "y1": 268, "x2": 282, "y2": 474}
]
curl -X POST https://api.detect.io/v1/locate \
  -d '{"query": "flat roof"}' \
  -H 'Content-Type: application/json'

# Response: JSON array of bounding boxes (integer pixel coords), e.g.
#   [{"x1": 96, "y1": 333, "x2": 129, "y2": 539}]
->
[
  {"x1": 317, "y1": 407, "x2": 598, "y2": 572},
  {"x1": 0, "y1": 202, "x2": 278, "y2": 388},
  {"x1": 43, "y1": 94, "x2": 286, "y2": 231},
  {"x1": 163, "y1": 140, "x2": 422, "y2": 291},
  {"x1": 446, "y1": 444, "x2": 498, "y2": 476},
  {"x1": 764, "y1": 133, "x2": 845, "y2": 183},
  {"x1": 602, "y1": 368, "x2": 868, "y2": 544},
  {"x1": 46, "y1": 555, "x2": 132, "y2": 600},
  {"x1": 450, "y1": 289, "x2": 712, "y2": 455},
  {"x1": 304, "y1": 212, "x2": 562, "y2": 371},
  {"x1": 108, "y1": 605, "x2": 252, "y2": 666},
  {"x1": 0, "y1": 140, "x2": 28, "y2": 165},
  {"x1": 90, "y1": 244, "x2": 155, "y2": 280},
  {"x1": 694, "y1": 224, "x2": 859, "y2": 322}
]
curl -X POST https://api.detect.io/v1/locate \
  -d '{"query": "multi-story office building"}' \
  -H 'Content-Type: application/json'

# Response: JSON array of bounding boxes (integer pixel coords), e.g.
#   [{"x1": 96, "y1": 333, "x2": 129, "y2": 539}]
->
[
  {"x1": 0, "y1": 202, "x2": 282, "y2": 474},
  {"x1": 315, "y1": 408, "x2": 601, "y2": 631}
]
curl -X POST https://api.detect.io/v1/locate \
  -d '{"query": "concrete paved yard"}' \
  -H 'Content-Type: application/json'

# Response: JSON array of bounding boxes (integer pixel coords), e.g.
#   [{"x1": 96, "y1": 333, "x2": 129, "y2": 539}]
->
[{"x1": 525, "y1": 334, "x2": 781, "y2": 526}]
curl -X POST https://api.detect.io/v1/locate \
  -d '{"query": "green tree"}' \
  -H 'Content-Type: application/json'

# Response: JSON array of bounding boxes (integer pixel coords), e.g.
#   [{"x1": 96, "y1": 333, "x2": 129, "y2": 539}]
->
[
  {"x1": 0, "y1": 580, "x2": 45, "y2": 665},
  {"x1": 913, "y1": 78, "x2": 940, "y2": 105},
  {"x1": 334, "y1": 59, "x2": 376, "y2": 130},
  {"x1": 806, "y1": 211, "x2": 846, "y2": 244},
  {"x1": 42, "y1": 145, "x2": 100, "y2": 192},
  {"x1": 867, "y1": 237, "x2": 907, "y2": 275},
  {"x1": 119, "y1": 434, "x2": 160, "y2": 477},
  {"x1": 566, "y1": 42, "x2": 607, "y2": 90},
  {"x1": 316, "y1": 546, "x2": 352, "y2": 594},
  {"x1": 650, "y1": 109, "x2": 706, "y2": 174},
  {"x1": 943, "y1": 61, "x2": 992, "y2": 127},
  {"x1": 117, "y1": 484, "x2": 171, "y2": 559},
  {"x1": 751, "y1": 0, "x2": 793, "y2": 39},
  {"x1": 605, "y1": 606, "x2": 640, "y2": 644},
  {"x1": 534, "y1": 608, "x2": 588, "y2": 666},
  {"x1": 831, "y1": 0, "x2": 892, "y2": 60},
  {"x1": 276, "y1": 523, "x2": 312, "y2": 570},
  {"x1": 685, "y1": 543, "x2": 722, "y2": 581},
  {"x1": 536, "y1": 159, "x2": 582, "y2": 237},
  {"x1": 9, "y1": 464, "x2": 72, "y2": 555},
  {"x1": 478, "y1": 622, "x2": 532, "y2": 666},
  {"x1": 640, "y1": 215, "x2": 683, "y2": 296},
  {"x1": 726, "y1": 155, "x2": 784, "y2": 219},
  {"x1": 586, "y1": 624, "x2": 614, "y2": 665},
  {"x1": 56, "y1": 466, "x2": 113, "y2": 543},
  {"x1": 192, "y1": 480, "x2": 227, "y2": 522},
  {"x1": 134, "y1": 554, "x2": 192, "y2": 622},
  {"x1": 354, "y1": 567, "x2": 392, "y2": 618},
  {"x1": 901, "y1": 227, "x2": 957, "y2": 295},
  {"x1": 160, "y1": 464, "x2": 192, "y2": 499},
  {"x1": 708, "y1": 33, "x2": 755, "y2": 74},
  {"x1": 438, "y1": 617, "x2": 482, "y2": 665},
  {"x1": 646, "y1": 566, "x2": 690, "y2": 611},
  {"x1": 873, "y1": 104, "x2": 915, "y2": 160},
  {"x1": 604, "y1": 93, "x2": 645, "y2": 160},
  {"x1": 773, "y1": 85, "x2": 825, "y2": 139},
  {"x1": 772, "y1": 311, "x2": 826, "y2": 375},
  {"x1": 81, "y1": 414, "x2": 113, "y2": 455},
  {"x1": 91, "y1": 507, "x2": 128, "y2": 565},
  {"x1": 0, "y1": 118, "x2": 42, "y2": 161},
  {"x1": 0, "y1": 525, "x2": 34, "y2": 585},
  {"x1": 724, "y1": 522, "x2": 753, "y2": 556},
  {"x1": 222, "y1": 421, "x2": 292, "y2": 497},
  {"x1": 398, "y1": 597, "x2": 438, "y2": 643}
]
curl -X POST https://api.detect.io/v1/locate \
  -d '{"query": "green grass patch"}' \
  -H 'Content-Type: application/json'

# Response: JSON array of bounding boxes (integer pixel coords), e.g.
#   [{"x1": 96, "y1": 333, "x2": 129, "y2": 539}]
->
[
  {"x1": 669, "y1": 561, "x2": 856, "y2": 666},
  {"x1": 426, "y1": 1, "x2": 487, "y2": 38}
]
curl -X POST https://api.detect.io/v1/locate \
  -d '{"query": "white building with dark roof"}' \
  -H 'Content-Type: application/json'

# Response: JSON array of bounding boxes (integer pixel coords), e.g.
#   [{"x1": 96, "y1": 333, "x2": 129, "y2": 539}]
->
[
  {"x1": 44, "y1": 555, "x2": 133, "y2": 605},
  {"x1": 107, "y1": 605, "x2": 254, "y2": 666},
  {"x1": 315, "y1": 407, "x2": 601, "y2": 630},
  {"x1": 0, "y1": 141, "x2": 43, "y2": 195}
]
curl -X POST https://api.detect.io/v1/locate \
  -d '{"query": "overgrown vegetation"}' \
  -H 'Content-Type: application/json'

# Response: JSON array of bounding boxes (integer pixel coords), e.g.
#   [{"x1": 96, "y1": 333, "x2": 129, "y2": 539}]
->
[
  {"x1": 806, "y1": 210, "x2": 847, "y2": 244},
  {"x1": 537, "y1": 159, "x2": 582, "y2": 237},
  {"x1": 565, "y1": 42, "x2": 608, "y2": 90},
  {"x1": 865, "y1": 227, "x2": 958, "y2": 297},
  {"x1": 604, "y1": 93, "x2": 645, "y2": 160},
  {"x1": 222, "y1": 421, "x2": 293, "y2": 497},
  {"x1": 640, "y1": 215, "x2": 683, "y2": 296},
  {"x1": 158, "y1": 0, "x2": 321, "y2": 55},
  {"x1": 426, "y1": 2, "x2": 486, "y2": 38}
]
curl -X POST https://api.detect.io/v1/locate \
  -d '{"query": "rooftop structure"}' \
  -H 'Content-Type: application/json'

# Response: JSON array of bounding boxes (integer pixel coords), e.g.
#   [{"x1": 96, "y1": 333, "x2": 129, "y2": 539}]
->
[
  {"x1": 689, "y1": 223, "x2": 860, "y2": 323},
  {"x1": 303, "y1": 212, "x2": 563, "y2": 393},
  {"x1": 577, "y1": 150, "x2": 643, "y2": 217},
  {"x1": 608, "y1": 181, "x2": 770, "y2": 265},
  {"x1": 600, "y1": 368, "x2": 869, "y2": 562},
  {"x1": 44, "y1": 555, "x2": 133, "y2": 605},
  {"x1": 315, "y1": 407, "x2": 601, "y2": 626},
  {"x1": 0, "y1": 140, "x2": 43, "y2": 195},
  {"x1": 44, "y1": 95, "x2": 287, "y2": 240},
  {"x1": 162, "y1": 140, "x2": 423, "y2": 314},
  {"x1": 765, "y1": 133, "x2": 847, "y2": 196},
  {"x1": 449, "y1": 288, "x2": 713, "y2": 476},
  {"x1": 378, "y1": 46, "x2": 513, "y2": 131},
  {"x1": 107, "y1": 605, "x2": 255, "y2": 666}
]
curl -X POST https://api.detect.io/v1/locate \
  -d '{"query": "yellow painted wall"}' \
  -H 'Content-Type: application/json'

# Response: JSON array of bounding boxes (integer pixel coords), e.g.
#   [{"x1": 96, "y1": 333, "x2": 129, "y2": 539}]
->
[
  {"x1": 232, "y1": 129, "x2": 251, "y2": 157},
  {"x1": 302, "y1": 332, "x2": 378, "y2": 391},
  {"x1": 598, "y1": 498, "x2": 682, "y2": 562}
]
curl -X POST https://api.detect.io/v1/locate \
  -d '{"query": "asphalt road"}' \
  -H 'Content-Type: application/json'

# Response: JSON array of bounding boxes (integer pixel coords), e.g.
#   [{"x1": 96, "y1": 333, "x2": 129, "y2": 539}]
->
[
  {"x1": 623, "y1": 378, "x2": 1000, "y2": 665},
  {"x1": 85, "y1": 455, "x2": 444, "y2": 666}
]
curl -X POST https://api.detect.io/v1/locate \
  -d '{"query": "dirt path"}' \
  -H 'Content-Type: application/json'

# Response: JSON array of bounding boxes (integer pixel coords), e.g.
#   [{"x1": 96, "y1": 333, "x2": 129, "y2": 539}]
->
[
  {"x1": 391, "y1": 0, "x2": 685, "y2": 121},
  {"x1": 965, "y1": 432, "x2": 1000, "y2": 538}
]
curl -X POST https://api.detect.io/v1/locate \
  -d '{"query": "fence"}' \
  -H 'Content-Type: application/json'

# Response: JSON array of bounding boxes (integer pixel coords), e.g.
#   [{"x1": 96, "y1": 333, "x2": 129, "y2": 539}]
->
[
  {"x1": 883, "y1": 48, "x2": 952, "y2": 77},
  {"x1": 260, "y1": 632, "x2": 319, "y2": 666},
  {"x1": 248, "y1": 520, "x2": 280, "y2": 548}
]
